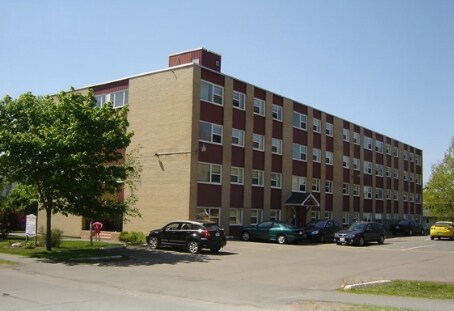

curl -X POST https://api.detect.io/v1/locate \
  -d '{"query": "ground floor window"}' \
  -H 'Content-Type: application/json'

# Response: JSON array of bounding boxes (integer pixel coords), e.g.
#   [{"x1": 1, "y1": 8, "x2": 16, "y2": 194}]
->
[
  {"x1": 82, "y1": 216, "x2": 122, "y2": 232},
  {"x1": 269, "y1": 210, "x2": 281, "y2": 221},
  {"x1": 196, "y1": 207, "x2": 220, "y2": 225},
  {"x1": 250, "y1": 209, "x2": 263, "y2": 224},
  {"x1": 229, "y1": 208, "x2": 243, "y2": 225},
  {"x1": 311, "y1": 211, "x2": 320, "y2": 220}
]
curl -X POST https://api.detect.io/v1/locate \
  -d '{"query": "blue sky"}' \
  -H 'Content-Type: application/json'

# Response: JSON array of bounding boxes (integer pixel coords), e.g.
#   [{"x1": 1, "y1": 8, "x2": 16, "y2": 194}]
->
[{"x1": 1, "y1": 0, "x2": 453, "y2": 184}]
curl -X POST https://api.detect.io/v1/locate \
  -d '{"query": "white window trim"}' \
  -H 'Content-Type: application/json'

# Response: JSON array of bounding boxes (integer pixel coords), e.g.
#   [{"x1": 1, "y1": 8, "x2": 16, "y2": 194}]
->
[
  {"x1": 253, "y1": 134, "x2": 265, "y2": 151},
  {"x1": 231, "y1": 167, "x2": 244, "y2": 185},
  {"x1": 232, "y1": 128, "x2": 245, "y2": 147},
  {"x1": 272, "y1": 104, "x2": 283, "y2": 121},
  {"x1": 232, "y1": 90, "x2": 245, "y2": 110},
  {"x1": 197, "y1": 162, "x2": 222, "y2": 185},
  {"x1": 253, "y1": 98, "x2": 265, "y2": 116},
  {"x1": 272, "y1": 138, "x2": 282, "y2": 155},
  {"x1": 199, "y1": 121, "x2": 223, "y2": 145},
  {"x1": 252, "y1": 170, "x2": 264, "y2": 187},
  {"x1": 200, "y1": 80, "x2": 224, "y2": 106}
]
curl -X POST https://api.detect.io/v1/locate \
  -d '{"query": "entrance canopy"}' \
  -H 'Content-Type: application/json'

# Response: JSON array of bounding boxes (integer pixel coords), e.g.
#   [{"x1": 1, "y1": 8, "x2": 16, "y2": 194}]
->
[{"x1": 284, "y1": 192, "x2": 319, "y2": 207}]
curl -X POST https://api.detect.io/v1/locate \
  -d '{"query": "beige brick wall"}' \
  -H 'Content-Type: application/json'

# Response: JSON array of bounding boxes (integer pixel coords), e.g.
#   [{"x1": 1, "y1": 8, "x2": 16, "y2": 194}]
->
[{"x1": 124, "y1": 66, "x2": 195, "y2": 234}]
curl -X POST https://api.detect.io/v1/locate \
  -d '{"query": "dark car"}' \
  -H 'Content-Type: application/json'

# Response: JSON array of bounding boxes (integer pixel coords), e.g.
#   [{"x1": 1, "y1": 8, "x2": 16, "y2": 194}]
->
[
  {"x1": 334, "y1": 222, "x2": 386, "y2": 246},
  {"x1": 146, "y1": 220, "x2": 227, "y2": 254},
  {"x1": 390, "y1": 220, "x2": 425, "y2": 236},
  {"x1": 240, "y1": 221, "x2": 305, "y2": 244},
  {"x1": 303, "y1": 219, "x2": 343, "y2": 243}
]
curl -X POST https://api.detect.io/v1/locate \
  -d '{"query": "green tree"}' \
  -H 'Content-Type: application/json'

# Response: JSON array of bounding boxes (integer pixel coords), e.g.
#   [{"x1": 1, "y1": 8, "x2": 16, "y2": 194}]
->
[
  {"x1": 424, "y1": 137, "x2": 454, "y2": 219},
  {"x1": 0, "y1": 90, "x2": 140, "y2": 250}
]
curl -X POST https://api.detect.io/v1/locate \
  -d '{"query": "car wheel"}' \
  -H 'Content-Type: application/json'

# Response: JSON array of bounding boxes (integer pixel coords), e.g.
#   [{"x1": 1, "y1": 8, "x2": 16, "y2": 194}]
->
[
  {"x1": 336, "y1": 242, "x2": 342, "y2": 245},
  {"x1": 188, "y1": 241, "x2": 200, "y2": 254},
  {"x1": 420, "y1": 229, "x2": 425, "y2": 235},
  {"x1": 430, "y1": 236, "x2": 434, "y2": 240},
  {"x1": 210, "y1": 247, "x2": 221, "y2": 253},
  {"x1": 276, "y1": 234, "x2": 286, "y2": 244},
  {"x1": 378, "y1": 235, "x2": 385, "y2": 244},
  {"x1": 242, "y1": 232, "x2": 250, "y2": 241},
  {"x1": 148, "y1": 236, "x2": 159, "y2": 249},
  {"x1": 408, "y1": 229, "x2": 413, "y2": 236},
  {"x1": 358, "y1": 237, "x2": 365, "y2": 247},
  {"x1": 319, "y1": 234, "x2": 326, "y2": 243}
]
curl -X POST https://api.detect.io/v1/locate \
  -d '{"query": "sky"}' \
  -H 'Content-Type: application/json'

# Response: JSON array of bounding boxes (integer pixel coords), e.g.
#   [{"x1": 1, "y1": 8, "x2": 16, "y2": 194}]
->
[{"x1": 1, "y1": 0, "x2": 453, "y2": 184}]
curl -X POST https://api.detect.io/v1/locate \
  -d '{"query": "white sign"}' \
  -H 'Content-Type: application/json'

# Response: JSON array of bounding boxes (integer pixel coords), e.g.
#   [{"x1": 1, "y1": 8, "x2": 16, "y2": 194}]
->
[{"x1": 25, "y1": 214, "x2": 37, "y2": 237}]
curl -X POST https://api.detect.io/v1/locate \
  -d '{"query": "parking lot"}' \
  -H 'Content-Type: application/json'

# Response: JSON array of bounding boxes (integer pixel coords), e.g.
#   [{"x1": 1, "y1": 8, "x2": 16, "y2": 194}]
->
[{"x1": 2, "y1": 235, "x2": 454, "y2": 310}]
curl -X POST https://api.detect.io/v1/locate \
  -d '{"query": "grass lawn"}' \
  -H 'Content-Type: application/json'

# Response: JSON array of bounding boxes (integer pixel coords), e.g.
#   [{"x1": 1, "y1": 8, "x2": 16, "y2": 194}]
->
[
  {"x1": 0, "y1": 236, "x2": 124, "y2": 262},
  {"x1": 341, "y1": 280, "x2": 454, "y2": 300}
]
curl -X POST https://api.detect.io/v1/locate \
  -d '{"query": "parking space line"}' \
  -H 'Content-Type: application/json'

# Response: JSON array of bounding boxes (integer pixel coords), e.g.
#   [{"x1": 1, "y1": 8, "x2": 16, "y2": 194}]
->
[{"x1": 401, "y1": 245, "x2": 434, "y2": 251}]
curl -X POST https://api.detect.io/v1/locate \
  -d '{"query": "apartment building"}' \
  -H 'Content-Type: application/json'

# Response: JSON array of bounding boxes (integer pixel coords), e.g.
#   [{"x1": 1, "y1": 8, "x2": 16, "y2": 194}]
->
[{"x1": 49, "y1": 48, "x2": 423, "y2": 237}]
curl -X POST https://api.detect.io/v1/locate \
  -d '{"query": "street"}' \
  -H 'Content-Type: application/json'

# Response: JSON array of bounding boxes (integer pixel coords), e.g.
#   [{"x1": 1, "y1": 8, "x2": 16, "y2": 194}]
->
[{"x1": 1, "y1": 236, "x2": 454, "y2": 310}]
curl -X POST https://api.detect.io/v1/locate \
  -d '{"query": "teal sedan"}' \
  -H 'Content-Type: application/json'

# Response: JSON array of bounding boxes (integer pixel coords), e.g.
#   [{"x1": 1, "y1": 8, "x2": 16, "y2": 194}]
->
[{"x1": 240, "y1": 221, "x2": 305, "y2": 244}]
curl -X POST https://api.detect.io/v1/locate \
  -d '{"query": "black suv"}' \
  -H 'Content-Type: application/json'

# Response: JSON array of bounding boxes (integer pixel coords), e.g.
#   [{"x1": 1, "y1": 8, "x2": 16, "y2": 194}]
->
[
  {"x1": 390, "y1": 220, "x2": 425, "y2": 236},
  {"x1": 146, "y1": 220, "x2": 227, "y2": 254},
  {"x1": 334, "y1": 222, "x2": 386, "y2": 246},
  {"x1": 303, "y1": 219, "x2": 343, "y2": 243}
]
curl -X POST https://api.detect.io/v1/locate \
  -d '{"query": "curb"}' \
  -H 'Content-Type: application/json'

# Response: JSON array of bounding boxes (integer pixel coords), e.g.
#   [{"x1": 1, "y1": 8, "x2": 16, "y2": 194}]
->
[{"x1": 343, "y1": 280, "x2": 392, "y2": 290}]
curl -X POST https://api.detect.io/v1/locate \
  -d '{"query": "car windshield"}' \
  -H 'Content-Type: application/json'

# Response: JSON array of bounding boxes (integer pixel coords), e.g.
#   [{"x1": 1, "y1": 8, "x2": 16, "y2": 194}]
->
[
  {"x1": 349, "y1": 223, "x2": 366, "y2": 231},
  {"x1": 306, "y1": 220, "x2": 325, "y2": 228},
  {"x1": 202, "y1": 223, "x2": 221, "y2": 231},
  {"x1": 434, "y1": 222, "x2": 452, "y2": 227},
  {"x1": 398, "y1": 220, "x2": 410, "y2": 225}
]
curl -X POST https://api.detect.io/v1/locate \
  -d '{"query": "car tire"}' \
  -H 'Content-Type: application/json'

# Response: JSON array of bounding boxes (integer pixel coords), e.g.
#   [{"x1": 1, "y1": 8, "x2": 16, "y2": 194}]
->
[
  {"x1": 358, "y1": 237, "x2": 365, "y2": 247},
  {"x1": 408, "y1": 229, "x2": 413, "y2": 236},
  {"x1": 319, "y1": 234, "x2": 326, "y2": 243},
  {"x1": 430, "y1": 236, "x2": 434, "y2": 240},
  {"x1": 336, "y1": 242, "x2": 342, "y2": 245},
  {"x1": 420, "y1": 229, "x2": 425, "y2": 235},
  {"x1": 210, "y1": 247, "x2": 221, "y2": 253},
  {"x1": 276, "y1": 234, "x2": 286, "y2": 244},
  {"x1": 188, "y1": 241, "x2": 200, "y2": 254},
  {"x1": 148, "y1": 236, "x2": 159, "y2": 249},
  {"x1": 378, "y1": 235, "x2": 385, "y2": 244},
  {"x1": 242, "y1": 232, "x2": 250, "y2": 241}
]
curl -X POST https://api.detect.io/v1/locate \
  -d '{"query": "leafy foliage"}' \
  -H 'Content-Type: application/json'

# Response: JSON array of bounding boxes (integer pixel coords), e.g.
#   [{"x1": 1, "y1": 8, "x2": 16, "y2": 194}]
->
[
  {"x1": 118, "y1": 231, "x2": 146, "y2": 245},
  {"x1": 425, "y1": 137, "x2": 454, "y2": 219},
  {"x1": 0, "y1": 90, "x2": 140, "y2": 250}
]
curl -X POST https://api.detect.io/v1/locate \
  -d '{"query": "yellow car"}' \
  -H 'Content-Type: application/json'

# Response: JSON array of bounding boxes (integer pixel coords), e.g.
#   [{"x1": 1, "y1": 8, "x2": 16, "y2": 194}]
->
[{"x1": 430, "y1": 221, "x2": 454, "y2": 240}]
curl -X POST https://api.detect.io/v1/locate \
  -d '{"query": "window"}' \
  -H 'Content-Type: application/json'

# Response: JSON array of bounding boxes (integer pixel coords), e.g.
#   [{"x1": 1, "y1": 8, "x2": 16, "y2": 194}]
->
[
  {"x1": 200, "y1": 81, "x2": 223, "y2": 105},
  {"x1": 393, "y1": 190, "x2": 399, "y2": 200},
  {"x1": 232, "y1": 129, "x2": 244, "y2": 147},
  {"x1": 353, "y1": 132, "x2": 360, "y2": 145},
  {"x1": 375, "y1": 188, "x2": 383, "y2": 200},
  {"x1": 229, "y1": 208, "x2": 243, "y2": 225},
  {"x1": 415, "y1": 154, "x2": 422, "y2": 165},
  {"x1": 393, "y1": 146, "x2": 399, "y2": 157},
  {"x1": 353, "y1": 158, "x2": 360, "y2": 171},
  {"x1": 364, "y1": 136, "x2": 372, "y2": 150},
  {"x1": 403, "y1": 151, "x2": 408, "y2": 160},
  {"x1": 196, "y1": 207, "x2": 220, "y2": 224},
  {"x1": 292, "y1": 143, "x2": 307, "y2": 161},
  {"x1": 313, "y1": 118, "x2": 321, "y2": 133},
  {"x1": 271, "y1": 173, "x2": 282, "y2": 188},
  {"x1": 375, "y1": 164, "x2": 384, "y2": 177},
  {"x1": 342, "y1": 212, "x2": 350, "y2": 225},
  {"x1": 292, "y1": 176, "x2": 306, "y2": 192},
  {"x1": 343, "y1": 129, "x2": 350, "y2": 142},
  {"x1": 250, "y1": 209, "x2": 263, "y2": 224},
  {"x1": 326, "y1": 151, "x2": 333, "y2": 165},
  {"x1": 293, "y1": 112, "x2": 307, "y2": 130},
  {"x1": 313, "y1": 148, "x2": 321, "y2": 163},
  {"x1": 353, "y1": 185, "x2": 360, "y2": 196},
  {"x1": 386, "y1": 166, "x2": 391, "y2": 177},
  {"x1": 272, "y1": 105, "x2": 282, "y2": 121},
  {"x1": 343, "y1": 156, "x2": 350, "y2": 168},
  {"x1": 393, "y1": 168, "x2": 399, "y2": 179},
  {"x1": 409, "y1": 152, "x2": 414, "y2": 162},
  {"x1": 252, "y1": 170, "x2": 264, "y2": 186},
  {"x1": 386, "y1": 144, "x2": 391, "y2": 155},
  {"x1": 363, "y1": 186, "x2": 373, "y2": 199},
  {"x1": 311, "y1": 211, "x2": 320, "y2": 220},
  {"x1": 253, "y1": 134, "x2": 265, "y2": 151},
  {"x1": 231, "y1": 167, "x2": 244, "y2": 184},
  {"x1": 198, "y1": 163, "x2": 222, "y2": 184},
  {"x1": 343, "y1": 183, "x2": 349, "y2": 195},
  {"x1": 364, "y1": 161, "x2": 372, "y2": 175},
  {"x1": 269, "y1": 210, "x2": 281, "y2": 221},
  {"x1": 232, "y1": 91, "x2": 245, "y2": 110},
  {"x1": 324, "y1": 212, "x2": 333, "y2": 220},
  {"x1": 386, "y1": 189, "x2": 391, "y2": 200},
  {"x1": 253, "y1": 98, "x2": 265, "y2": 116},
  {"x1": 403, "y1": 171, "x2": 408, "y2": 181},
  {"x1": 272, "y1": 138, "x2": 282, "y2": 154},
  {"x1": 375, "y1": 140, "x2": 383, "y2": 153},
  {"x1": 95, "y1": 90, "x2": 129, "y2": 108},
  {"x1": 312, "y1": 178, "x2": 320, "y2": 192},
  {"x1": 199, "y1": 121, "x2": 223, "y2": 144},
  {"x1": 325, "y1": 180, "x2": 333, "y2": 194},
  {"x1": 326, "y1": 122, "x2": 333, "y2": 136}
]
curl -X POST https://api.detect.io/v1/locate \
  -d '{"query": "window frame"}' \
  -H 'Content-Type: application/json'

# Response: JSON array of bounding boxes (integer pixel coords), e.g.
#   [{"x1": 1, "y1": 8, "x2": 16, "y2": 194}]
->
[
  {"x1": 197, "y1": 162, "x2": 222, "y2": 184},
  {"x1": 271, "y1": 138, "x2": 282, "y2": 155},
  {"x1": 252, "y1": 170, "x2": 264, "y2": 187},
  {"x1": 230, "y1": 166, "x2": 244, "y2": 185},
  {"x1": 200, "y1": 80, "x2": 224, "y2": 106},
  {"x1": 232, "y1": 90, "x2": 245, "y2": 110},
  {"x1": 253, "y1": 98, "x2": 265, "y2": 116},
  {"x1": 232, "y1": 128, "x2": 245, "y2": 147},
  {"x1": 292, "y1": 111, "x2": 307, "y2": 130},
  {"x1": 292, "y1": 143, "x2": 307, "y2": 162},
  {"x1": 272, "y1": 104, "x2": 283, "y2": 121},
  {"x1": 253, "y1": 133, "x2": 265, "y2": 151},
  {"x1": 199, "y1": 121, "x2": 223, "y2": 145}
]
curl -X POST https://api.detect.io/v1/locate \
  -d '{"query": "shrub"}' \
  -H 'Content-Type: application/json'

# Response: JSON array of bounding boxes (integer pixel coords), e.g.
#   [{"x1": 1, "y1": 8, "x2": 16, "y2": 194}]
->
[
  {"x1": 38, "y1": 227, "x2": 64, "y2": 248},
  {"x1": 118, "y1": 231, "x2": 145, "y2": 245}
]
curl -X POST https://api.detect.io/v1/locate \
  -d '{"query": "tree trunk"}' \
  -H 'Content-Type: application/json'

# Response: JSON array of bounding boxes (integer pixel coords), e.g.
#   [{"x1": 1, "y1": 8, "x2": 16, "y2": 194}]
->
[{"x1": 45, "y1": 206, "x2": 52, "y2": 251}]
